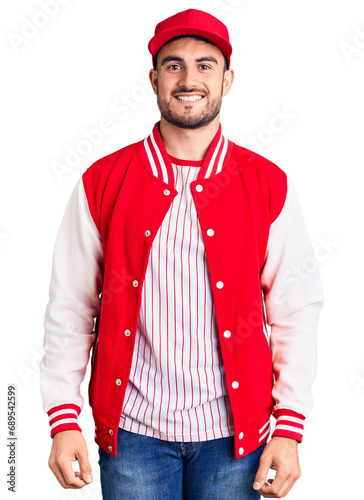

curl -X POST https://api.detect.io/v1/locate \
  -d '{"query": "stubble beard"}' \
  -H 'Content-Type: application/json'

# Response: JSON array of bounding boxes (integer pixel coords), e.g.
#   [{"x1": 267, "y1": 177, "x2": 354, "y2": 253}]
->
[{"x1": 156, "y1": 80, "x2": 224, "y2": 130}]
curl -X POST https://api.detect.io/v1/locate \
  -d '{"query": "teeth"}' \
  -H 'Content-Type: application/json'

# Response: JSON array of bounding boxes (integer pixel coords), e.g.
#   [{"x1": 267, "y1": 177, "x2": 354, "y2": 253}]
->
[{"x1": 176, "y1": 95, "x2": 203, "y2": 101}]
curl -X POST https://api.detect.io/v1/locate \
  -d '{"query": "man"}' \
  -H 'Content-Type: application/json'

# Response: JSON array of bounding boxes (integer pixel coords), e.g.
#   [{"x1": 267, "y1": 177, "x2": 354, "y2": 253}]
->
[{"x1": 40, "y1": 8, "x2": 324, "y2": 499}]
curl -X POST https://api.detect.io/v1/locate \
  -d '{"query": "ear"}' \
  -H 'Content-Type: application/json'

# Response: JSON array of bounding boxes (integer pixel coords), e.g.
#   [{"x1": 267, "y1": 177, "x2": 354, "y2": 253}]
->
[
  {"x1": 149, "y1": 68, "x2": 158, "y2": 95},
  {"x1": 222, "y1": 68, "x2": 234, "y2": 97}
]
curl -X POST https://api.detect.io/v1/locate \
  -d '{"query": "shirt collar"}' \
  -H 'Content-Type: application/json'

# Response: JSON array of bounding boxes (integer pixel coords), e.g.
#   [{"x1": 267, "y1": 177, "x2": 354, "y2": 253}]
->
[{"x1": 139, "y1": 120, "x2": 232, "y2": 187}]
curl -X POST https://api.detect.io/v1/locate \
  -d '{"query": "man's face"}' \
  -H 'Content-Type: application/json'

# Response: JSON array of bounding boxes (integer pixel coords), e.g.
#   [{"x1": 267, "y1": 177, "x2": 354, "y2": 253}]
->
[{"x1": 149, "y1": 37, "x2": 234, "y2": 129}]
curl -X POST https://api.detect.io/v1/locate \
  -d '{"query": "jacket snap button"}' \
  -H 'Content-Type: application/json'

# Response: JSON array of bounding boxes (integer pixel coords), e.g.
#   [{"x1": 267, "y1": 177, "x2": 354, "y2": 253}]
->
[
  {"x1": 239, "y1": 447, "x2": 244, "y2": 455},
  {"x1": 223, "y1": 330, "x2": 231, "y2": 338},
  {"x1": 108, "y1": 445, "x2": 113, "y2": 452},
  {"x1": 116, "y1": 379, "x2": 122, "y2": 385},
  {"x1": 109, "y1": 429, "x2": 113, "y2": 435},
  {"x1": 163, "y1": 189, "x2": 170, "y2": 195},
  {"x1": 207, "y1": 229, "x2": 214, "y2": 236},
  {"x1": 132, "y1": 280, "x2": 138, "y2": 287},
  {"x1": 216, "y1": 281, "x2": 224, "y2": 289},
  {"x1": 145, "y1": 230, "x2": 151, "y2": 236},
  {"x1": 239, "y1": 432, "x2": 244, "y2": 439},
  {"x1": 124, "y1": 329, "x2": 131, "y2": 336},
  {"x1": 232, "y1": 381, "x2": 239, "y2": 389},
  {"x1": 196, "y1": 184, "x2": 203, "y2": 192}
]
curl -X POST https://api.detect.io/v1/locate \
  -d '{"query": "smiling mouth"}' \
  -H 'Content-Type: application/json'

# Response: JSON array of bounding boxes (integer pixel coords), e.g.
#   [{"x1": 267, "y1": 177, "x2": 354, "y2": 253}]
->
[{"x1": 174, "y1": 95, "x2": 205, "y2": 102}]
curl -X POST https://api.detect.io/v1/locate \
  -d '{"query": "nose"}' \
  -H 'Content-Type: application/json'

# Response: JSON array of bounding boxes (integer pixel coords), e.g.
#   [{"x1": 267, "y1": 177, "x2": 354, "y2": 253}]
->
[{"x1": 177, "y1": 66, "x2": 199, "y2": 89}]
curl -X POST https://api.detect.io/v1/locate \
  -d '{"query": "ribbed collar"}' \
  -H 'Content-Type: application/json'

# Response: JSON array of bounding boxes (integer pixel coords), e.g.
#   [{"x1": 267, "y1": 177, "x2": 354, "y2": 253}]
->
[{"x1": 138, "y1": 121, "x2": 233, "y2": 187}]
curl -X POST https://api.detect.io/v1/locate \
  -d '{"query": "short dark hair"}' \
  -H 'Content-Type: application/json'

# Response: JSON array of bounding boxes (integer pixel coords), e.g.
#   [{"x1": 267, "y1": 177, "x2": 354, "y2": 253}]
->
[{"x1": 154, "y1": 34, "x2": 229, "y2": 72}]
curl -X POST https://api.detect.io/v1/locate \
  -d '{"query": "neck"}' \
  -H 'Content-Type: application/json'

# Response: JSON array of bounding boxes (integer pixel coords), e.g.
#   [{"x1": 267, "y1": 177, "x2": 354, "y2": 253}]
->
[{"x1": 159, "y1": 115, "x2": 220, "y2": 161}]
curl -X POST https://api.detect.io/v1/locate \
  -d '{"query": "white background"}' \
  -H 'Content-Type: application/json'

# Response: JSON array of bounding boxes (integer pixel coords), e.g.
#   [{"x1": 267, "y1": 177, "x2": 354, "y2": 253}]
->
[{"x1": 1, "y1": 0, "x2": 363, "y2": 498}]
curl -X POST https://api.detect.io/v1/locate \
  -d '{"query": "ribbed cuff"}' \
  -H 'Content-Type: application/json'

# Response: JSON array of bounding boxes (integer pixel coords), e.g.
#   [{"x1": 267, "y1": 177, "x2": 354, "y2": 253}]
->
[
  {"x1": 271, "y1": 408, "x2": 305, "y2": 442},
  {"x1": 47, "y1": 403, "x2": 82, "y2": 438}
]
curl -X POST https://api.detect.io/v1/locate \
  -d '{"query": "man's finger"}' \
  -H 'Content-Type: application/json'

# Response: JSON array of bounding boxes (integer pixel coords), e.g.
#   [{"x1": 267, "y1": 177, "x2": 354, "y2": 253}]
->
[
  {"x1": 253, "y1": 456, "x2": 271, "y2": 490},
  {"x1": 274, "y1": 465, "x2": 301, "y2": 498},
  {"x1": 258, "y1": 468, "x2": 293, "y2": 498},
  {"x1": 50, "y1": 463, "x2": 68, "y2": 489},
  {"x1": 279, "y1": 476, "x2": 298, "y2": 498},
  {"x1": 77, "y1": 448, "x2": 93, "y2": 484},
  {"x1": 50, "y1": 461, "x2": 81, "y2": 490},
  {"x1": 58, "y1": 459, "x2": 88, "y2": 488},
  {"x1": 49, "y1": 456, "x2": 69, "y2": 489}
]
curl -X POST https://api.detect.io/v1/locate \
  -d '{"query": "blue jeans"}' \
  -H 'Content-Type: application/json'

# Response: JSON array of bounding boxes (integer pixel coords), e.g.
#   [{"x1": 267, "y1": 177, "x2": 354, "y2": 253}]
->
[{"x1": 98, "y1": 427, "x2": 265, "y2": 499}]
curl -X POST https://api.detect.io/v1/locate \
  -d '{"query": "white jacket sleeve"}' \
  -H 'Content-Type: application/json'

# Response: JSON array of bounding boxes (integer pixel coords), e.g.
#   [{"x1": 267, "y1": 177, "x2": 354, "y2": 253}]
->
[
  {"x1": 260, "y1": 176, "x2": 324, "y2": 441},
  {"x1": 39, "y1": 177, "x2": 103, "y2": 437}
]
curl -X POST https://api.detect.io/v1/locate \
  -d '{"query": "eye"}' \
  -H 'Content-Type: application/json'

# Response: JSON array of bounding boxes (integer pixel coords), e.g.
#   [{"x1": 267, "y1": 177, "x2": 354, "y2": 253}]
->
[
  {"x1": 200, "y1": 64, "x2": 211, "y2": 70},
  {"x1": 167, "y1": 64, "x2": 181, "y2": 70}
]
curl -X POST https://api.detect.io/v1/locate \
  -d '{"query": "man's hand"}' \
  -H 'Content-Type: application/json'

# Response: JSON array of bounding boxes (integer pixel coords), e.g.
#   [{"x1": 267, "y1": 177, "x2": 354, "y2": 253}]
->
[
  {"x1": 48, "y1": 430, "x2": 93, "y2": 489},
  {"x1": 253, "y1": 436, "x2": 301, "y2": 498}
]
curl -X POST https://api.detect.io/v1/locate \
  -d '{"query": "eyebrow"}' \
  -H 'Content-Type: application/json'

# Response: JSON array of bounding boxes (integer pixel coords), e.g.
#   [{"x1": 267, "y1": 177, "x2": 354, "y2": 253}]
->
[{"x1": 160, "y1": 55, "x2": 219, "y2": 66}]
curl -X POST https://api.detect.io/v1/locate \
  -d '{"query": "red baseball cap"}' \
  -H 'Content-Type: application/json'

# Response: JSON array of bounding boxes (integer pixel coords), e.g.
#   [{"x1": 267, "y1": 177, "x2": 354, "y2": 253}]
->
[{"x1": 148, "y1": 9, "x2": 232, "y2": 69}]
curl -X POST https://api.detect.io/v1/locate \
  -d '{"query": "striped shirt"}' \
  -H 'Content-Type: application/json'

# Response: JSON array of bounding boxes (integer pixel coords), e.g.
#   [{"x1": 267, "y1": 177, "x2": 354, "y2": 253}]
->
[{"x1": 119, "y1": 153, "x2": 234, "y2": 442}]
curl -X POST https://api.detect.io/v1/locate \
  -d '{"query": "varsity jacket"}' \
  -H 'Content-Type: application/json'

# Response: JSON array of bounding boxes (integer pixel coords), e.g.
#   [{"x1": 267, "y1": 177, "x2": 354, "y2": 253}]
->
[{"x1": 40, "y1": 120, "x2": 324, "y2": 460}]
